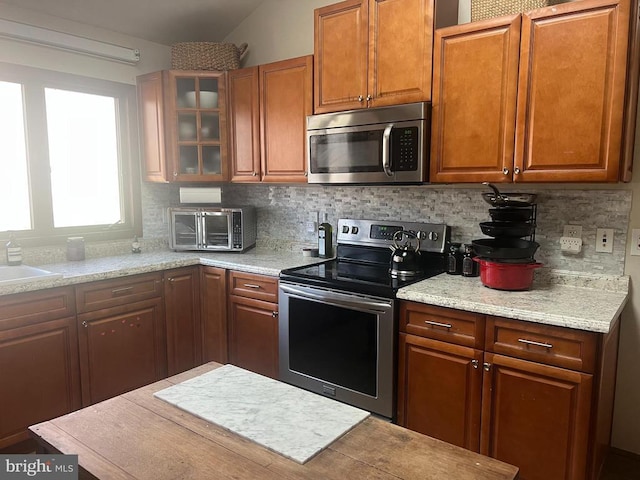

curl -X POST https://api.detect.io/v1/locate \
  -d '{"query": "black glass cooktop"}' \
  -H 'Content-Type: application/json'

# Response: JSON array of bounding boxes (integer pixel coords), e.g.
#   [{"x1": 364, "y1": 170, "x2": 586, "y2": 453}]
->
[{"x1": 280, "y1": 255, "x2": 445, "y2": 298}]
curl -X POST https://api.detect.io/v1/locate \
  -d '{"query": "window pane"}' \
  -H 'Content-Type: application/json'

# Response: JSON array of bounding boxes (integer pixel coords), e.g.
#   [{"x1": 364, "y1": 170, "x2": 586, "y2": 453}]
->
[
  {"x1": 45, "y1": 88, "x2": 122, "y2": 228},
  {"x1": 0, "y1": 81, "x2": 32, "y2": 232}
]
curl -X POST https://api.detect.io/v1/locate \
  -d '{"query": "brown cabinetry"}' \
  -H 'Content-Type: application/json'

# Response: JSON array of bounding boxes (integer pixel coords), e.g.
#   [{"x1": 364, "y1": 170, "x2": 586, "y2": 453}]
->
[
  {"x1": 228, "y1": 56, "x2": 312, "y2": 183},
  {"x1": 430, "y1": 0, "x2": 633, "y2": 183},
  {"x1": 227, "y1": 271, "x2": 279, "y2": 378},
  {"x1": 200, "y1": 266, "x2": 228, "y2": 363},
  {"x1": 398, "y1": 301, "x2": 620, "y2": 480},
  {"x1": 0, "y1": 287, "x2": 80, "y2": 449},
  {"x1": 137, "y1": 70, "x2": 228, "y2": 182},
  {"x1": 314, "y1": 0, "x2": 433, "y2": 114},
  {"x1": 76, "y1": 273, "x2": 166, "y2": 405},
  {"x1": 164, "y1": 267, "x2": 201, "y2": 376}
]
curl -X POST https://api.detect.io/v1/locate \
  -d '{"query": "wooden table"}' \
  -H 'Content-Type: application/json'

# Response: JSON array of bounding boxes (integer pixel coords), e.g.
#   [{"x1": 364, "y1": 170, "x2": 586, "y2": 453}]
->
[{"x1": 30, "y1": 363, "x2": 519, "y2": 480}]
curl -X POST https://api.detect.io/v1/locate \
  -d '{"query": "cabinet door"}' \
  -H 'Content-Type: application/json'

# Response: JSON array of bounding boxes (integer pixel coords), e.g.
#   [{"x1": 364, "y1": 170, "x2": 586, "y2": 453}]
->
[
  {"x1": 397, "y1": 333, "x2": 483, "y2": 452},
  {"x1": 165, "y1": 71, "x2": 228, "y2": 182},
  {"x1": 228, "y1": 295, "x2": 278, "y2": 379},
  {"x1": 481, "y1": 352, "x2": 593, "y2": 480},
  {"x1": 78, "y1": 298, "x2": 165, "y2": 405},
  {"x1": 164, "y1": 267, "x2": 202, "y2": 376},
  {"x1": 430, "y1": 16, "x2": 521, "y2": 183},
  {"x1": 260, "y1": 56, "x2": 312, "y2": 183},
  {"x1": 201, "y1": 266, "x2": 228, "y2": 364},
  {"x1": 368, "y1": 0, "x2": 433, "y2": 107},
  {"x1": 228, "y1": 66, "x2": 261, "y2": 182},
  {"x1": 314, "y1": 0, "x2": 369, "y2": 113},
  {"x1": 0, "y1": 317, "x2": 81, "y2": 449},
  {"x1": 136, "y1": 71, "x2": 169, "y2": 183},
  {"x1": 514, "y1": 0, "x2": 630, "y2": 182}
]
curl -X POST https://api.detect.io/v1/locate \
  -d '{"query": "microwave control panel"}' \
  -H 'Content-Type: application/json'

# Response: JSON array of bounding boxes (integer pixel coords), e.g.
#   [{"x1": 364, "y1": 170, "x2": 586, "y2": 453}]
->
[{"x1": 391, "y1": 127, "x2": 419, "y2": 171}]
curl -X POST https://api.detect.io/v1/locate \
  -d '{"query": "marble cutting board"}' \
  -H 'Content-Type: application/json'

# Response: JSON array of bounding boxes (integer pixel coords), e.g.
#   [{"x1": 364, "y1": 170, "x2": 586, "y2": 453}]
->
[{"x1": 153, "y1": 364, "x2": 370, "y2": 464}]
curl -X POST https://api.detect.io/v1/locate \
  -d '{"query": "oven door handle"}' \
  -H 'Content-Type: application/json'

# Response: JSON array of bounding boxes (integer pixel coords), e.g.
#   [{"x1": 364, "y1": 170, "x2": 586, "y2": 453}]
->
[{"x1": 279, "y1": 284, "x2": 392, "y2": 314}]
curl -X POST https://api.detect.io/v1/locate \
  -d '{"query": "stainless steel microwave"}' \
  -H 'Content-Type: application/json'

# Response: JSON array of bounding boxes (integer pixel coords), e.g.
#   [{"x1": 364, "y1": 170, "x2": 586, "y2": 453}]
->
[
  {"x1": 306, "y1": 102, "x2": 430, "y2": 184},
  {"x1": 168, "y1": 207, "x2": 256, "y2": 252}
]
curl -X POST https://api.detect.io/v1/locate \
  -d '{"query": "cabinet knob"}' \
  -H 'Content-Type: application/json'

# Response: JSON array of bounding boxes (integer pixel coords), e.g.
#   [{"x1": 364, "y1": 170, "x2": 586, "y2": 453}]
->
[
  {"x1": 502, "y1": 167, "x2": 510, "y2": 175},
  {"x1": 471, "y1": 359, "x2": 479, "y2": 369},
  {"x1": 168, "y1": 277, "x2": 175, "y2": 283},
  {"x1": 82, "y1": 321, "x2": 88, "y2": 328},
  {"x1": 252, "y1": 171, "x2": 257, "y2": 176},
  {"x1": 483, "y1": 362, "x2": 491, "y2": 372},
  {"x1": 272, "y1": 311, "x2": 279, "y2": 318},
  {"x1": 358, "y1": 95, "x2": 364, "y2": 102},
  {"x1": 366, "y1": 95, "x2": 372, "y2": 102},
  {"x1": 173, "y1": 171, "x2": 178, "y2": 177},
  {"x1": 514, "y1": 167, "x2": 521, "y2": 175}
]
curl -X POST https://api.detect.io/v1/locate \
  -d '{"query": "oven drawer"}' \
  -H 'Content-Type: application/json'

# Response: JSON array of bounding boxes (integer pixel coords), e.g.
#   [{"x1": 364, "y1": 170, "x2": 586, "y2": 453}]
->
[
  {"x1": 399, "y1": 302, "x2": 485, "y2": 349},
  {"x1": 485, "y1": 316, "x2": 598, "y2": 373},
  {"x1": 229, "y1": 271, "x2": 278, "y2": 303}
]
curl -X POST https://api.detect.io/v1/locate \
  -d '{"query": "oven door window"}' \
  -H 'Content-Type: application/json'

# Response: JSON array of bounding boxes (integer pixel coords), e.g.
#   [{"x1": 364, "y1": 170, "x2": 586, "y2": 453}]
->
[
  {"x1": 288, "y1": 297, "x2": 377, "y2": 397},
  {"x1": 172, "y1": 212, "x2": 198, "y2": 247},
  {"x1": 309, "y1": 130, "x2": 384, "y2": 174},
  {"x1": 202, "y1": 213, "x2": 231, "y2": 248}
]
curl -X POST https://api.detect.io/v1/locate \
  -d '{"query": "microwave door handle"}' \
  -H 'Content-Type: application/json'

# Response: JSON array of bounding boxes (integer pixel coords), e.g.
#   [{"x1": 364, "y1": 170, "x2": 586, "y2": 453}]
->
[
  {"x1": 198, "y1": 213, "x2": 205, "y2": 248},
  {"x1": 382, "y1": 124, "x2": 393, "y2": 177}
]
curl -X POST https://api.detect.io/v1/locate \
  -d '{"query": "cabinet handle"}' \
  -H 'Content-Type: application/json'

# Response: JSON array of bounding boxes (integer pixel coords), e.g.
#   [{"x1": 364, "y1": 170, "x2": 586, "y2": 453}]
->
[
  {"x1": 424, "y1": 320, "x2": 452, "y2": 329},
  {"x1": 514, "y1": 167, "x2": 521, "y2": 175},
  {"x1": 483, "y1": 362, "x2": 491, "y2": 372},
  {"x1": 471, "y1": 359, "x2": 479, "y2": 369},
  {"x1": 82, "y1": 321, "x2": 88, "y2": 328},
  {"x1": 358, "y1": 95, "x2": 364, "y2": 102},
  {"x1": 518, "y1": 338, "x2": 553, "y2": 349},
  {"x1": 272, "y1": 311, "x2": 279, "y2": 318},
  {"x1": 112, "y1": 287, "x2": 133, "y2": 296},
  {"x1": 243, "y1": 283, "x2": 261, "y2": 289},
  {"x1": 502, "y1": 167, "x2": 510, "y2": 175}
]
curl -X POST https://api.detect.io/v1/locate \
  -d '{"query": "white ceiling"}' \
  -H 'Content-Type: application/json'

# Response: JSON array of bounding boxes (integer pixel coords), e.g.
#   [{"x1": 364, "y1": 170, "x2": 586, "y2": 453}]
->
[{"x1": 0, "y1": 0, "x2": 265, "y2": 45}]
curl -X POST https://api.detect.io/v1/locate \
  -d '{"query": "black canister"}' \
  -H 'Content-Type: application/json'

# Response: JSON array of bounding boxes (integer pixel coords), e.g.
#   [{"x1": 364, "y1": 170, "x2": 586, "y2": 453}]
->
[
  {"x1": 446, "y1": 243, "x2": 463, "y2": 275},
  {"x1": 462, "y1": 244, "x2": 479, "y2": 277}
]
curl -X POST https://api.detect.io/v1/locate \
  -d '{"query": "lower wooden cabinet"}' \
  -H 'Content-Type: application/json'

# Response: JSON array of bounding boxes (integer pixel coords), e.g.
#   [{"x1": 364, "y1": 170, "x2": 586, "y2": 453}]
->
[
  {"x1": 164, "y1": 267, "x2": 202, "y2": 375},
  {"x1": 397, "y1": 301, "x2": 620, "y2": 480},
  {"x1": 200, "y1": 266, "x2": 228, "y2": 363},
  {"x1": 227, "y1": 271, "x2": 279, "y2": 378},
  {"x1": 77, "y1": 298, "x2": 166, "y2": 405}
]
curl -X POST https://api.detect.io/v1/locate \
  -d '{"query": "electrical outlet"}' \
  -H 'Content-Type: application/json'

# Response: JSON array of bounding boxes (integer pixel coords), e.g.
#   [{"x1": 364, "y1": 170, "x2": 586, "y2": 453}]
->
[
  {"x1": 595, "y1": 228, "x2": 614, "y2": 253},
  {"x1": 563, "y1": 225, "x2": 582, "y2": 238},
  {"x1": 306, "y1": 211, "x2": 318, "y2": 233},
  {"x1": 631, "y1": 229, "x2": 640, "y2": 256},
  {"x1": 560, "y1": 236, "x2": 582, "y2": 253}
]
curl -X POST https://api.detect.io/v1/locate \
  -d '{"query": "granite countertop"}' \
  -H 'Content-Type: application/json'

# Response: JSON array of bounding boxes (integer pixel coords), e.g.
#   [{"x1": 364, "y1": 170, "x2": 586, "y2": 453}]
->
[{"x1": 0, "y1": 249, "x2": 629, "y2": 334}]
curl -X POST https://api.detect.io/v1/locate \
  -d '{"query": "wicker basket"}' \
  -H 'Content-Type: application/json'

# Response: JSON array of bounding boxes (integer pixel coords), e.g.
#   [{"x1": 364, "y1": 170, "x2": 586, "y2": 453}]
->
[
  {"x1": 171, "y1": 42, "x2": 248, "y2": 71},
  {"x1": 471, "y1": 0, "x2": 557, "y2": 22}
]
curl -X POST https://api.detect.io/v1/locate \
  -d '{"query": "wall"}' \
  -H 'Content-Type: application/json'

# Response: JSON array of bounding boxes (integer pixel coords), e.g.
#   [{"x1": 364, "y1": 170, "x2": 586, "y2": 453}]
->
[{"x1": 0, "y1": 3, "x2": 171, "y2": 83}]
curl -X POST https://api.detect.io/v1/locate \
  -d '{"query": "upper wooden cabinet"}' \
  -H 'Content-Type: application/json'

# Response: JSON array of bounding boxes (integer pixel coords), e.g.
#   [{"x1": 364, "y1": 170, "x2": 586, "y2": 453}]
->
[
  {"x1": 228, "y1": 56, "x2": 312, "y2": 183},
  {"x1": 137, "y1": 70, "x2": 228, "y2": 183},
  {"x1": 314, "y1": 0, "x2": 434, "y2": 114},
  {"x1": 430, "y1": 0, "x2": 633, "y2": 183}
]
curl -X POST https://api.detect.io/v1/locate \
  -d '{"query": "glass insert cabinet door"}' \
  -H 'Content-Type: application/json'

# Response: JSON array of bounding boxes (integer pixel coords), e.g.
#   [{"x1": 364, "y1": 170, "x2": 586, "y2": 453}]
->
[{"x1": 170, "y1": 72, "x2": 226, "y2": 181}]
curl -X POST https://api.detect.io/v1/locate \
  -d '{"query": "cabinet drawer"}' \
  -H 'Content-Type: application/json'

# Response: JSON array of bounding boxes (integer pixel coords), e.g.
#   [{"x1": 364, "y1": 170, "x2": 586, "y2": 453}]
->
[
  {"x1": 228, "y1": 271, "x2": 278, "y2": 303},
  {"x1": 0, "y1": 287, "x2": 75, "y2": 331},
  {"x1": 75, "y1": 273, "x2": 163, "y2": 314},
  {"x1": 399, "y1": 302, "x2": 485, "y2": 349},
  {"x1": 485, "y1": 317, "x2": 598, "y2": 373}
]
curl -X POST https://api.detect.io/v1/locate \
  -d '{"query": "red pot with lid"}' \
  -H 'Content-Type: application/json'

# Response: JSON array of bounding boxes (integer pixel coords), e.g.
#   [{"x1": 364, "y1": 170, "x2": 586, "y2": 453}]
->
[{"x1": 473, "y1": 258, "x2": 543, "y2": 291}]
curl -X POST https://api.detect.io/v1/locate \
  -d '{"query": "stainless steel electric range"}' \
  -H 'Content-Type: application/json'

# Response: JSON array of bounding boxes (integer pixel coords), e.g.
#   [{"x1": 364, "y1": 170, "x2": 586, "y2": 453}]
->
[{"x1": 278, "y1": 218, "x2": 450, "y2": 420}]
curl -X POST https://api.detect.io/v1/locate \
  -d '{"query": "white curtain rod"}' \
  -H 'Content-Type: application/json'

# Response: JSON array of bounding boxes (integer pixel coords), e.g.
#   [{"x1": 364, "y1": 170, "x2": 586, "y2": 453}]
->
[{"x1": 0, "y1": 18, "x2": 140, "y2": 64}]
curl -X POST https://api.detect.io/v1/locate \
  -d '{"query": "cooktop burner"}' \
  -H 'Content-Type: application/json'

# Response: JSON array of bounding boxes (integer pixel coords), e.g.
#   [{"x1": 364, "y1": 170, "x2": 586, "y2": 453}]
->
[{"x1": 280, "y1": 218, "x2": 449, "y2": 298}]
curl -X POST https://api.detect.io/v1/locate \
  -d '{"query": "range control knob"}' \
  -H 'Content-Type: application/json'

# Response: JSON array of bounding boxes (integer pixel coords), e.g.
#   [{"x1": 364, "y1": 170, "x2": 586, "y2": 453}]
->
[
  {"x1": 417, "y1": 231, "x2": 427, "y2": 240},
  {"x1": 428, "y1": 231, "x2": 438, "y2": 241},
  {"x1": 342, "y1": 225, "x2": 350, "y2": 234},
  {"x1": 351, "y1": 226, "x2": 359, "y2": 234}
]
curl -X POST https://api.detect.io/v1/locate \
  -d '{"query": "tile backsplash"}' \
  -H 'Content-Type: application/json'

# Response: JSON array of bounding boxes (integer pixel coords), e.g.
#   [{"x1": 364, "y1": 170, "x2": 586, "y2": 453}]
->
[{"x1": 142, "y1": 183, "x2": 632, "y2": 277}]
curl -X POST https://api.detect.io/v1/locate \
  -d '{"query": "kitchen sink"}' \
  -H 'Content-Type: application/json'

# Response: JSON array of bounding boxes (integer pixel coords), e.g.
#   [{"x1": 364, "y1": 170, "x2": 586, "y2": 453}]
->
[{"x1": 0, "y1": 265, "x2": 63, "y2": 286}]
